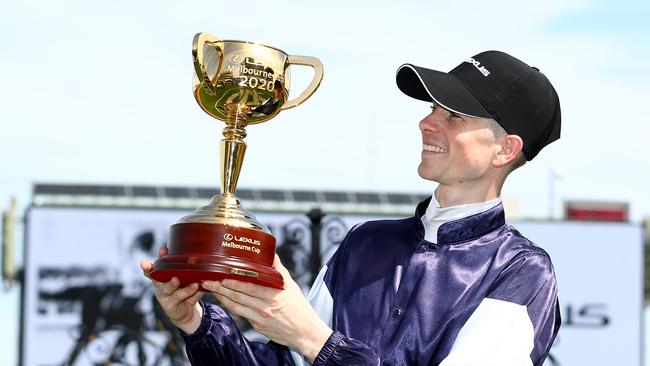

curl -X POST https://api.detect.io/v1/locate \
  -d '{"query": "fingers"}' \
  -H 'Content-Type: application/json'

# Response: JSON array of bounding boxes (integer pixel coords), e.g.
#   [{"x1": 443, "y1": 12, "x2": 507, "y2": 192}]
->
[
  {"x1": 204, "y1": 280, "x2": 266, "y2": 305},
  {"x1": 155, "y1": 279, "x2": 201, "y2": 308},
  {"x1": 158, "y1": 246, "x2": 168, "y2": 257},
  {"x1": 152, "y1": 279, "x2": 202, "y2": 329},
  {"x1": 204, "y1": 280, "x2": 280, "y2": 320},
  {"x1": 220, "y1": 279, "x2": 279, "y2": 301},
  {"x1": 205, "y1": 282, "x2": 263, "y2": 322},
  {"x1": 140, "y1": 259, "x2": 152, "y2": 272},
  {"x1": 215, "y1": 291, "x2": 262, "y2": 322},
  {"x1": 272, "y1": 255, "x2": 301, "y2": 290},
  {"x1": 186, "y1": 287, "x2": 204, "y2": 305},
  {"x1": 172, "y1": 282, "x2": 201, "y2": 303},
  {"x1": 139, "y1": 260, "x2": 163, "y2": 288},
  {"x1": 157, "y1": 277, "x2": 181, "y2": 298},
  {"x1": 140, "y1": 259, "x2": 153, "y2": 277},
  {"x1": 272, "y1": 254, "x2": 293, "y2": 279}
]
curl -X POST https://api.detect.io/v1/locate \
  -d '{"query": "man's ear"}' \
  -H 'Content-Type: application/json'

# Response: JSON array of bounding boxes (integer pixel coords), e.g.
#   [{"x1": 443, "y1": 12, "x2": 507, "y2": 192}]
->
[{"x1": 493, "y1": 135, "x2": 524, "y2": 168}]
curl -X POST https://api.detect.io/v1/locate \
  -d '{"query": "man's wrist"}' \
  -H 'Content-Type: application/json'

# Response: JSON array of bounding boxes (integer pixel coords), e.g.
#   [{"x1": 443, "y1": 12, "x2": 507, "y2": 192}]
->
[
  {"x1": 298, "y1": 324, "x2": 333, "y2": 363},
  {"x1": 177, "y1": 302, "x2": 204, "y2": 335}
]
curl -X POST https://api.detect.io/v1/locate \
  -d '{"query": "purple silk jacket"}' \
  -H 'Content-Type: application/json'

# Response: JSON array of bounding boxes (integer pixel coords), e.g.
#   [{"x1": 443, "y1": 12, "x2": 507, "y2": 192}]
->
[{"x1": 182, "y1": 198, "x2": 561, "y2": 365}]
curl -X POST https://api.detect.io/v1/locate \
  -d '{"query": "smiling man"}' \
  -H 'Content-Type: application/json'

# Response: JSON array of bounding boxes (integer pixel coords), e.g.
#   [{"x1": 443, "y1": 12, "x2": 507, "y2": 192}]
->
[{"x1": 142, "y1": 50, "x2": 562, "y2": 366}]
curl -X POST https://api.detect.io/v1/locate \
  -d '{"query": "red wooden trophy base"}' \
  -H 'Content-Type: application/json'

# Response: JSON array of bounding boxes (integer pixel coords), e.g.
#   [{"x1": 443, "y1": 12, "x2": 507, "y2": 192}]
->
[{"x1": 150, "y1": 223, "x2": 284, "y2": 290}]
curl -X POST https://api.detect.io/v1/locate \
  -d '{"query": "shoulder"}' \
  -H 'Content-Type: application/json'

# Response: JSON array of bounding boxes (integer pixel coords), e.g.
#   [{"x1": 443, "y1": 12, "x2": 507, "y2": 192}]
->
[
  {"x1": 488, "y1": 225, "x2": 558, "y2": 305},
  {"x1": 343, "y1": 216, "x2": 417, "y2": 242},
  {"x1": 499, "y1": 225, "x2": 554, "y2": 269},
  {"x1": 333, "y1": 216, "x2": 418, "y2": 256}
]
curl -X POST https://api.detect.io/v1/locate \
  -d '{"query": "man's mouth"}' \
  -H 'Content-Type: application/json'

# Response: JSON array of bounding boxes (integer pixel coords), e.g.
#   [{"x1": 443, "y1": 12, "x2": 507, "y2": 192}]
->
[{"x1": 423, "y1": 144, "x2": 448, "y2": 153}]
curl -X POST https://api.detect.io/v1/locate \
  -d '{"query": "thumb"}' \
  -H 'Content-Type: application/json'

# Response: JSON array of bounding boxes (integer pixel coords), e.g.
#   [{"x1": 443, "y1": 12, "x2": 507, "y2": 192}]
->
[
  {"x1": 273, "y1": 254, "x2": 291, "y2": 278},
  {"x1": 140, "y1": 259, "x2": 153, "y2": 277}
]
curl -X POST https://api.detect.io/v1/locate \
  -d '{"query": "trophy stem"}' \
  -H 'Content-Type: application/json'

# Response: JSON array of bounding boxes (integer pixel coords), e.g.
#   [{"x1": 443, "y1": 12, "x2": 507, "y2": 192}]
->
[{"x1": 220, "y1": 108, "x2": 249, "y2": 195}]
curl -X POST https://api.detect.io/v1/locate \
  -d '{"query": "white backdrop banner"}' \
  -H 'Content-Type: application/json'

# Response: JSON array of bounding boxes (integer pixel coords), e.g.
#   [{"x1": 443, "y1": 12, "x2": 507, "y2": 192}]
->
[{"x1": 23, "y1": 206, "x2": 643, "y2": 365}]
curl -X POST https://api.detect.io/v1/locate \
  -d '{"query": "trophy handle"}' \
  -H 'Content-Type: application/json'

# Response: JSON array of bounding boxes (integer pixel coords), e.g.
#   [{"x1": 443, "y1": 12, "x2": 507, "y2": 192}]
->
[
  {"x1": 282, "y1": 55, "x2": 324, "y2": 110},
  {"x1": 192, "y1": 32, "x2": 223, "y2": 92}
]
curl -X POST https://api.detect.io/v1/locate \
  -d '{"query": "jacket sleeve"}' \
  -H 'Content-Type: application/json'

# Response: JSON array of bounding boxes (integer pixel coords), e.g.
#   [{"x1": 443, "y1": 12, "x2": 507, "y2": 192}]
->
[
  {"x1": 182, "y1": 301, "x2": 296, "y2": 366},
  {"x1": 311, "y1": 331, "x2": 380, "y2": 366},
  {"x1": 439, "y1": 251, "x2": 561, "y2": 366}
]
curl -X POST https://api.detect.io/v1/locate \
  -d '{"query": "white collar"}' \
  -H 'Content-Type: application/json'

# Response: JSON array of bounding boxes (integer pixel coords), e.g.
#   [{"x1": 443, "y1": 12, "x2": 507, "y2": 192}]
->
[{"x1": 421, "y1": 194, "x2": 502, "y2": 244}]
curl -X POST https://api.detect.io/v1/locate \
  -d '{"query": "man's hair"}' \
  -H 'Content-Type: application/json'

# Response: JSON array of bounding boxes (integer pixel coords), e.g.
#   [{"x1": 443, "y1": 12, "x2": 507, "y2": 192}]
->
[{"x1": 483, "y1": 118, "x2": 526, "y2": 174}]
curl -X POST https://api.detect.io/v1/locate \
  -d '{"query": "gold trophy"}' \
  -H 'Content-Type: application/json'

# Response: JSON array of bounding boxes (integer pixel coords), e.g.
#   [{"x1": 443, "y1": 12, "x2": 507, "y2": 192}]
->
[{"x1": 150, "y1": 33, "x2": 323, "y2": 289}]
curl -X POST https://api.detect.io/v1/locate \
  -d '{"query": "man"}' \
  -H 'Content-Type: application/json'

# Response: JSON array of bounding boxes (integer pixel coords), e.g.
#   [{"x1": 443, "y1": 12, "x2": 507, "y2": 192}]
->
[{"x1": 141, "y1": 50, "x2": 561, "y2": 365}]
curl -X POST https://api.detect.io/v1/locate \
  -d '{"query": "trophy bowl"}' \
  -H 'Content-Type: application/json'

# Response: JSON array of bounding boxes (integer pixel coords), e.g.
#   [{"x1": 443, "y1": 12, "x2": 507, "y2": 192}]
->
[{"x1": 150, "y1": 33, "x2": 323, "y2": 289}]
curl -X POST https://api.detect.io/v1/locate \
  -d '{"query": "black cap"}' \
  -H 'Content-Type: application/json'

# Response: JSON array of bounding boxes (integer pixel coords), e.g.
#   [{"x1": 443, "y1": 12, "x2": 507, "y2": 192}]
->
[{"x1": 396, "y1": 51, "x2": 561, "y2": 160}]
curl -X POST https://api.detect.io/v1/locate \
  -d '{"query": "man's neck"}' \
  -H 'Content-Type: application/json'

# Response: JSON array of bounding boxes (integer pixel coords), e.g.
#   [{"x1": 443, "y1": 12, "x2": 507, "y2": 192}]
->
[{"x1": 434, "y1": 183, "x2": 500, "y2": 208}]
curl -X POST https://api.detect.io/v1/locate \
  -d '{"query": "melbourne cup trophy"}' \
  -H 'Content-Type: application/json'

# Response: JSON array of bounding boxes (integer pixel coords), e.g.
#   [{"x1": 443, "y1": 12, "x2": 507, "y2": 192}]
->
[{"x1": 150, "y1": 32, "x2": 323, "y2": 289}]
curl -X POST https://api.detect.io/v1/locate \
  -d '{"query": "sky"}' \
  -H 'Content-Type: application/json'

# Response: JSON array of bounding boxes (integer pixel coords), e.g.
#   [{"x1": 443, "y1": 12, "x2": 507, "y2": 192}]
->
[{"x1": 1, "y1": 0, "x2": 649, "y2": 364}]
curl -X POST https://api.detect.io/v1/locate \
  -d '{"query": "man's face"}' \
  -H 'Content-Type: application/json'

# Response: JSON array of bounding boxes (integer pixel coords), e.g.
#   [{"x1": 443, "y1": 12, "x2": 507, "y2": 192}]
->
[{"x1": 418, "y1": 104, "x2": 500, "y2": 186}]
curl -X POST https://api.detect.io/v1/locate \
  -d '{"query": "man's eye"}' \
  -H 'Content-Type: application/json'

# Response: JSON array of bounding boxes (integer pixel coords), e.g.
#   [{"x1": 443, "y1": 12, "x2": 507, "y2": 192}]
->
[
  {"x1": 450, "y1": 112, "x2": 462, "y2": 119},
  {"x1": 430, "y1": 104, "x2": 438, "y2": 111}
]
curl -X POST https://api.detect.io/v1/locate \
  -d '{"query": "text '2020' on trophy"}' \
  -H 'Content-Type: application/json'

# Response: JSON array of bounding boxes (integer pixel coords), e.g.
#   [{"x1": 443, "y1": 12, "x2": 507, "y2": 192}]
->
[{"x1": 150, "y1": 32, "x2": 323, "y2": 289}]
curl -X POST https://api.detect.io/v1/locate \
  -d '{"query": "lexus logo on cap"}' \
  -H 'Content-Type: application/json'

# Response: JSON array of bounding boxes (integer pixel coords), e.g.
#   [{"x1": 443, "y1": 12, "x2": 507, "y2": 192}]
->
[
  {"x1": 224, "y1": 233, "x2": 234, "y2": 241},
  {"x1": 465, "y1": 57, "x2": 490, "y2": 77}
]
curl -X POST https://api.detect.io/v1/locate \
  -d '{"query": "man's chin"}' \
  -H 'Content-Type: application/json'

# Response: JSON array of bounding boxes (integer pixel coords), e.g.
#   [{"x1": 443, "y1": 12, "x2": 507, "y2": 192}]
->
[{"x1": 417, "y1": 167, "x2": 440, "y2": 182}]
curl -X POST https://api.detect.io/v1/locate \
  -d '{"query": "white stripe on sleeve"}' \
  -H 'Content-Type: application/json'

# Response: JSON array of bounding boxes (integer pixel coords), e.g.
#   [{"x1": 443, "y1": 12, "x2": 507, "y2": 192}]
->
[
  {"x1": 290, "y1": 264, "x2": 334, "y2": 366},
  {"x1": 439, "y1": 298, "x2": 534, "y2": 366}
]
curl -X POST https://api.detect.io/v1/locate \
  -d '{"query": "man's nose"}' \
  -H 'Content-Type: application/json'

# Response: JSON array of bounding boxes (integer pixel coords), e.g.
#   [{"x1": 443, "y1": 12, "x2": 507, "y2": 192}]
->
[{"x1": 419, "y1": 109, "x2": 444, "y2": 132}]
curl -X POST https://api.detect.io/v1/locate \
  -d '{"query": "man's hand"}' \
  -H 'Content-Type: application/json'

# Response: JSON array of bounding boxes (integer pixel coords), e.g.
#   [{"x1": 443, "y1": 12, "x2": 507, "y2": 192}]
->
[
  {"x1": 203, "y1": 255, "x2": 333, "y2": 363},
  {"x1": 140, "y1": 247, "x2": 204, "y2": 335}
]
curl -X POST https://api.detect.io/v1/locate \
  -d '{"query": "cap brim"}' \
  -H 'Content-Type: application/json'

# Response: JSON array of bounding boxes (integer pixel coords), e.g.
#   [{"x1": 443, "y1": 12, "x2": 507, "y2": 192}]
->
[{"x1": 396, "y1": 64, "x2": 493, "y2": 119}]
